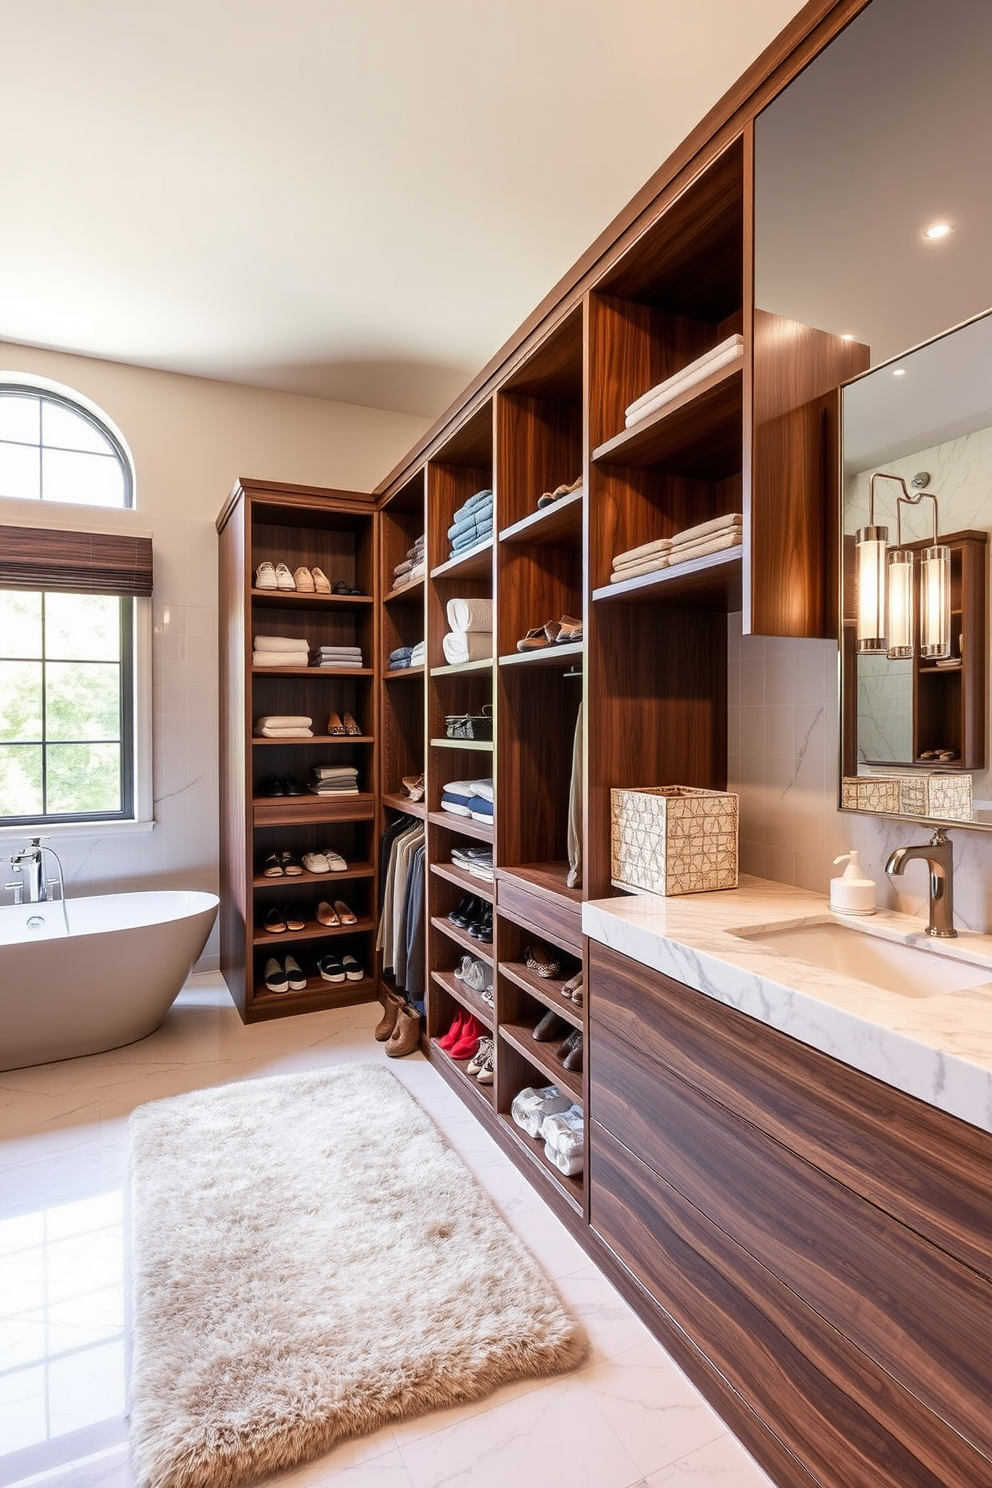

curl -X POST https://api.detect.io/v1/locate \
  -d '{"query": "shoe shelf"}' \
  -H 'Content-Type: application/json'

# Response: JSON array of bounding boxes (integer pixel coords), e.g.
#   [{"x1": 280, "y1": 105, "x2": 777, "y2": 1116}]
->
[
  {"x1": 382, "y1": 792, "x2": 426, "y2": 819},
  {"x1": 384, "y1": 666, "x2": 425, "y2": 681},
  {"x1": 251, "y1": 589, "x2": 374, "y2": 609},
  {"x1": 432, "y1": 1042, "x2": 496, "y2": 1110},
  {"x1": 429, "y1": 539, "x2": 494, "y2": 582},
  {"x1": 430, "y1": 913, "x2": 493, "y2": 965},
  {"x1": 431, "y1": 970, "x2": 494, "y2": 1032},
  {"x1": 498, "y1": 642, "x2": 583, "y2": 670},
  {"x1": 252, "y1": 916, "x2": 375, "y2": 947},
  {"x1": 252, "y1": 735, "x2": 374, "y2": 746},
  {"x1": 383, "y1": 575, "x2": 425, "y2": 605},
  {"x1": 592, "y1": 361, "x2": 742, "y2": 481},
  {"x1": 498, "y1": 1022, "x2": 582, "y2": 1101},
  {"x1": 592, "y1": 547, "x2": 742, "y2": 611},
  {"x1": 429, "y1": 736, "x2": 493, "y2": 752},
  {"x1": 498, "y1": 489, "x2": 583, "y2": 548},
  {"x1": 253, "y1": 794, "x2": 375, "y2": 826},
  {"x1": 430, "y1": 860, "x2": 494, "y2": 903},
  {"x1": 427, "y1": 809, "x2": 493, "y2": 843},
  {"x1": 251, "y1": 861, "x2": 374, "y2": 888},
  {"x1": 499, "y1": 961, "x2": 583, "y2": 1031},
  {"x1": 251, "y1": 975, "x2": 379, "y2": 1015},
  {"x1": 496, "y1": 1113, "x2": 583, "y2": 1213},
  {"x1": 251, "y1": 666, "x2": 375, "y2": 677},
  {"x1": 496, "y1": 862, "x2": 582, "y2": 910},
  {"x1": 429, "y1": 658, "x2": 493, "y2": 677}
]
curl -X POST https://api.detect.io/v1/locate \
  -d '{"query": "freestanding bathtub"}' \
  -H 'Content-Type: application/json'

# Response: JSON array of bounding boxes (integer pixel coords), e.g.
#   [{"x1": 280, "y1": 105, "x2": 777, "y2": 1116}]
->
[{"x1": 0, "y1": 889, "x2": 218, "y2": 1070}]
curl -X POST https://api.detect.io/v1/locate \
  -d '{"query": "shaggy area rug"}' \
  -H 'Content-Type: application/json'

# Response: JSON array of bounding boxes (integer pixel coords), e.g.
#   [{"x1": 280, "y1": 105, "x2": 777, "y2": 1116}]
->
[{"x1": 128, "y1": 1064, "x2": 587, "y2": 1488}]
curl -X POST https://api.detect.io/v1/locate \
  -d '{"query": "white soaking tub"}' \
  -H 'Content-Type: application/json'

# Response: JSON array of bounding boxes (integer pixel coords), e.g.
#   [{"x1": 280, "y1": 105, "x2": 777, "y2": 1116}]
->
[{"x1": 0, "y1": 889, "x2": 218, "y2": 1070}]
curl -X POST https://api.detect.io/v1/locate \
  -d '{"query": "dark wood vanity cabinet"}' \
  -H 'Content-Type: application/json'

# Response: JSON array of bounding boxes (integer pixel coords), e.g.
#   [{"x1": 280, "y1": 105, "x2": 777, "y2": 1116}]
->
[{"x1": 588, "y1": 940, "x2": 992, "y2": 1488}]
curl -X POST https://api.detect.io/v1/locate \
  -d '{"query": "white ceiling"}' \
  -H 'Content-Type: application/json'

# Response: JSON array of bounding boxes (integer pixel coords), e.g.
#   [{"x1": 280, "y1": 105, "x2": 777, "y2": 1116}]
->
[{"x1": 0, "y1": 0, "x2": 806, "y2": 418}]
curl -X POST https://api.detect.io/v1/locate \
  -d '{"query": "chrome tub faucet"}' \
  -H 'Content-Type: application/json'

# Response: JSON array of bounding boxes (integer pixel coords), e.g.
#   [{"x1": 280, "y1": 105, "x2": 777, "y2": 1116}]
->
[{"x1": 885, "y1": 828, "x2": 956, "y2": 938}]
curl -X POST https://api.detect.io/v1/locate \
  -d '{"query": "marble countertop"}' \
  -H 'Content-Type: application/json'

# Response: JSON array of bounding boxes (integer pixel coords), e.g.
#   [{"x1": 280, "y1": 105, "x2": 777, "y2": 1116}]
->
[{"x1": 583, "y1": 876, "x2": 992, "y2": 1134}]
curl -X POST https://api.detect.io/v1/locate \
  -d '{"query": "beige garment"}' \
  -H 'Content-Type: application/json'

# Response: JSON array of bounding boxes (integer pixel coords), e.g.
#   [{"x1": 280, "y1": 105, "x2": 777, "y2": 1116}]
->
[
  {"x1": 625, "y1": 334, "x2": 744, "y2": 419},
  {"x1": 670, "y1": 512, "x2": 743, "y2": 548}
]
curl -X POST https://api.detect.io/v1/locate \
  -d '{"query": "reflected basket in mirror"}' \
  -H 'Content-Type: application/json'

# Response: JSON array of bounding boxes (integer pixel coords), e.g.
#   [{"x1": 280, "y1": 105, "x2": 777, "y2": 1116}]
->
[{"x1": 843, "y1": 774, "x2": 972, "y2": 822}]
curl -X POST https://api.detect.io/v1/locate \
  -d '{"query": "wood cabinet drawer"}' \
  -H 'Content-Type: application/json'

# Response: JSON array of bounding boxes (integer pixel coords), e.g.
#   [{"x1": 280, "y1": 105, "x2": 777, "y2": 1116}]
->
[
  {"x1": 496, "y1": 879, "x2": 582, "y2": 953},
  {"x1": 590, "y1": 1122, "x2": 992, "y2": 1488},
  {"x1": 592, "y1": 1028, "x2": 992, "y2": 1463},
  {"x1": 590, "y1": 941, "x2": 992, "y2": 1280}
]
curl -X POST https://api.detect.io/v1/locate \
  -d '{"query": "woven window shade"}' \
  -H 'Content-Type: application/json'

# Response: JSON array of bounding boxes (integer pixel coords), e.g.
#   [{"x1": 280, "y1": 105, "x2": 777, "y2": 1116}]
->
[{"x1": 0, "y1": 525, "x2": 153, "y2": 596}]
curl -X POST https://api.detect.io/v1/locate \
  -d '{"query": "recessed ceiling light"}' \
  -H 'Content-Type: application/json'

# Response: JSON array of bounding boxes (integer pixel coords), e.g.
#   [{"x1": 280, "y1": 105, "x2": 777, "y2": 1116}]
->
[
  {"x1": 893, "y1": 368, "x2": 906, "y2": 377},
  {"x1": 924, "y1": 222, "x2": 952, "y2": 240},
  {"x1": 842, "y1": 333, "x2": 855, "y2": 341}
]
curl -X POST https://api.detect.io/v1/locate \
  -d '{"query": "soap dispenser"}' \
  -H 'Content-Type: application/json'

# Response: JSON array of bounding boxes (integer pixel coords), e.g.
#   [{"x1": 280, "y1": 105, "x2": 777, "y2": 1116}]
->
[{"x1": 829, "y1": 850, "x2": 876, "y2": 916}]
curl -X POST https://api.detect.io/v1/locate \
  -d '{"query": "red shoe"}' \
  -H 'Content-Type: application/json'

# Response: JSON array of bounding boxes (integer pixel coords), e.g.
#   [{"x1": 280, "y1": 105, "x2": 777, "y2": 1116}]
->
[
  {"x1": 438, "y1": 1008, "x2": 469, "y2": 1051},
  {"x1": 448, "y1": 1014, "x2": 484, "y2": 1061}
]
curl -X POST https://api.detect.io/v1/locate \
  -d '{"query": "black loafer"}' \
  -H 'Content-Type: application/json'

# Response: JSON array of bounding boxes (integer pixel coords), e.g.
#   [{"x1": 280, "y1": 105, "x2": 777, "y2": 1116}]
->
[
  {"x1": 261, "y1": 775, "x2": 284, "y2": 797},
  {"x1": 468, "y1": 908, "x2": 493, "y2": 943},
  {"x1": 448, "y1": 896, "x2": 478, "y2": 928},
  {"x1": 282, "y1": 776, "x2": 303, "y2": 796}
]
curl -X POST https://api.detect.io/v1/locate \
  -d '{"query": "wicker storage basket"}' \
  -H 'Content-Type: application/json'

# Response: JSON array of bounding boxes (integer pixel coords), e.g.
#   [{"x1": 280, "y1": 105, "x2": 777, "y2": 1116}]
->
[
  {"x1": 611, "y1": 785, "x2": 739, "y2": 896},
  {"x1": 842, "y1": 773, "x2": 972, "y2": 821}
]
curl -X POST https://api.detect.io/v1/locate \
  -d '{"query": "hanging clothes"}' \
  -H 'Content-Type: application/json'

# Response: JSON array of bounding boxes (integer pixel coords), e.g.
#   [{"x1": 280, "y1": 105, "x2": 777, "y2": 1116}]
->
[{"x1": 567, "y1": 702, "x2": 583, "y2": 889}]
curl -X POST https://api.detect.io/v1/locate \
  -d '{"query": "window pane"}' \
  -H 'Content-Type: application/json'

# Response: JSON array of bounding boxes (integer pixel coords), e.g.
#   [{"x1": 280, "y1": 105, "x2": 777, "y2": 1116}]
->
[
  {"x1": 42, "y1": 449, "x2": 125, "y2": 508},
  {"x1": 46, "y1": 594, "x2": 120, "y2": 662},
  {"x1": 0, "y1": 394, "x2": 40, "y2": 444},
  {"x1": 0, "y1": 745, "x2": 43, "y2": 816},
  {"x1": 46, "y1": 743, "x2": 121, "y2": 815},
  {"x1": 0, "y1": 592, "x2": 42, "y2": 660},
  {"x1": 0, "y1": 441, "x2": 41, "y2": 501},
  {"x1": 0, "y1": 661, "x2": 43, "y2": 739},
  {"x1": 45, "y1": 663, "x2": 120, "y2": 742},
  {"x1": 41, "y1": 401, "x2": 115, "y2": 456}
]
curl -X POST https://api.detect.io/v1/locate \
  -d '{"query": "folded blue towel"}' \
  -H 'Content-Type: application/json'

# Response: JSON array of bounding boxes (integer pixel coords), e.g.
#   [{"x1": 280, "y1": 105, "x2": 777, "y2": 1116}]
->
[
  {"x1": 450, "y1": 521, "x2": 493, "y2": 552},
  {"x1": 452, "y1": 488, "x2": 493, "y2": 522},
  {"x1": 467, "y1": 796, "x2": 494, "y2": 819},
  {"x1": 448, "y1": 506, "x2": 493, "y2": 542},
  {"x1": 388, "y1": 646, "x2": 414, "y2": 663}
]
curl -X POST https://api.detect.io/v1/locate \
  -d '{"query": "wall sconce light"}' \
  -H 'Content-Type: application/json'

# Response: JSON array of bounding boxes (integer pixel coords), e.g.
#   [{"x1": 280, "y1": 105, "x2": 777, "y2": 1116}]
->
[
  {"x1": 857, "y1": 472, "x2": 951, "y2": 659},
  {"x1": 855, "y1": 476, "x2": 890, "y2": 653}
]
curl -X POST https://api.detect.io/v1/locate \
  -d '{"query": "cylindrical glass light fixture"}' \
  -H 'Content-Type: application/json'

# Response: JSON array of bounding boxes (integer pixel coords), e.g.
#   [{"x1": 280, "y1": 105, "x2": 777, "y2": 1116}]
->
[
  {"x1": 856, "y1": 524, "x2": 888, "y2": 652},
  {"x1": 886, "y1": 547, "x2": 915, "y2": 658},
  {"x1": 920, "y1": 543, "x2": 952, "y2": 658}
]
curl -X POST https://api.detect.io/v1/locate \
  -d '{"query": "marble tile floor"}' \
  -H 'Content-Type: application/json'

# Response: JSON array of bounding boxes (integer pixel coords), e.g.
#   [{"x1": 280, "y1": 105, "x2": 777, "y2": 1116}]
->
[{"x1": 0, "y1": 976, "x2": 775, "y2": 1488}]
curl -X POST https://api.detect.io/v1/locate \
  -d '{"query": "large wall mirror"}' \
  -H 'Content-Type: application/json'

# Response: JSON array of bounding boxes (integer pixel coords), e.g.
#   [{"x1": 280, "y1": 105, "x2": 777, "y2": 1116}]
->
[{"x1": 755, "y1": 0, "x2": 992, "y2": 829}]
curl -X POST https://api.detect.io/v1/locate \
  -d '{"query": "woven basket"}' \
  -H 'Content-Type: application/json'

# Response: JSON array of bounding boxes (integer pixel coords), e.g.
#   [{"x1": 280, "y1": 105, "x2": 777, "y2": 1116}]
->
[{"x1": 611, "y1": 785, "x2": 739, "y2": 896}]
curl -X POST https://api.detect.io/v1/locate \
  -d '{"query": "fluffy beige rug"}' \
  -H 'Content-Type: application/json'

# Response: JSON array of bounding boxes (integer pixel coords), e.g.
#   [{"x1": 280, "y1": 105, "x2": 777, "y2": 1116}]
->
[{"x1": 128, "y1": 1064, "x2": 587, "y2": 1488}]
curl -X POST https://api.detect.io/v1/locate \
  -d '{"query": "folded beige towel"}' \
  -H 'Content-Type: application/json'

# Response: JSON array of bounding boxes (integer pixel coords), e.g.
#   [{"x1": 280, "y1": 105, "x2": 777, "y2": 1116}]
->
[
  {"x1": 252, "y1": 652, "x2": 310, "y2": 667},
  {"x1": 609, "y1": 555, "x2": 670, "y2": 583},
  {"x1": 446, "y1": 596, "x2": 494, "y2": 633},
  {"x1": 666, "y1": 529, "x2": 743, "y2": 567},
  {"x1": 442, "y1": 630, "x2": 492, "y2": 665},
  {"x1": 671, "y1": 512, "x2": 743, "y2": 547},
  {"x1": 625, "y1": 335, "x2": 744, "y2": 426},
  {"x1": 255, "y1": 726, "x2": 314, "y2": 737},
  {"x1": 253, "y1": 635, "x2": 309, "y2": 651},
  {"x1": 255, "y1": 715, "x2": 312, "y2": 729},
  {"x1": 612, "y1": 537, "x2": 675, "y2": 571}
]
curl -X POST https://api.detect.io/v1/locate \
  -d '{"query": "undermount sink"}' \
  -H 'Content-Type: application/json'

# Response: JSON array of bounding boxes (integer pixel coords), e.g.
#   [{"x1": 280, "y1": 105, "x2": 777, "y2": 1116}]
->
[{"x1": 729, "y1": 917, "x2": 992, "y2": 1000}]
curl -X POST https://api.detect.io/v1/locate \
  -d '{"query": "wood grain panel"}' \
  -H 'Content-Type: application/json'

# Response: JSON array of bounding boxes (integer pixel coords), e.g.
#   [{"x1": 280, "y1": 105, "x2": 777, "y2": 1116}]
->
[
  {"x1": 590, "y1": 942, "x2": 992, "y2": 1282},
  {"x1": 591, "y1": 1124, "x2": 992, "y2": 1488},
  {"x1": 496, "y1": 391, "x2": 581, "y2": 533},
  {"x1": 496, "y1": 881, "x2": 582, "y2": 954},
  {"x1": 592, "y1": 1031, "x2": 992, "y2": 1462},
  {"x1": 496, "y1": 666, "x2": 579, "y2": 870}
]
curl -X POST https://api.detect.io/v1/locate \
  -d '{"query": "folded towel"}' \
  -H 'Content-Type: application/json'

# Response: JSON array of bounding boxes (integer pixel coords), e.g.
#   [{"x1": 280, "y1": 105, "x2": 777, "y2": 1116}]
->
[
  {"x1": 313, "y1": 765, "x2": 358, "y2": 779},
  {"x1": 612, "y1": 536, "x2": 675, "y2": 570},
  {"x1": 409, "y1": 640, "x2": 426, "y2": 666},
  {"x1": 252, "y1": 651, "x2": 310, "y2": 667},
  {"x1": 450, "y1": 523, "x2": 493, "y2": 553},
  {"x1": 543, "y1": 1140, "x2": 584, "y2": 1176},
  {"x1": 469, "y1": 798, "x2": 494, "y2": 822},
  {"x1": 315, "y1": 659, "x2": 364, "y2": 668},
  {"x1": 446, "y1": 597, "x2": 494, "y2": 634},
  {"x1": 440, "y1": 793, "x2": 472, "y2": 816},
  {"x1": 451, "y1": 488, "x2": 494, "y2": 522},
  {"x1": 309, "y1": 784, "x2": 359, "y2": 796},
  {"x1": 666, "y1": 529, "x2": 743, "y2": 566},
  {"x1": 670, "y1": 512, "x2": 743, "y2": 547},
  {"x1": 448, "y1": 507, "x2": 493, "y2": 541},
  {"x1": 393, "y1": 559, "x2": 413, "y2": 577},
  {"x1": 252, "y1": 635, "x2": 309, "y2": 652},
  {"x1": 409, "y1": 560, "x2": 425, "y2": 579},
  {"x1": 625, "y1": 335, "x2": 744, "y2": 425},
  {"x1": 442, "y1": 631, "x2": 492, "y2": 665},
  {"x1": 255, "y1": 715, "x2": 312, "y2": 729},
  {"x1": 314, "y1": 645, "x2": 362, "y2": 655},
  {"x1": 389, "y1": 645, "x2": 414, "y2": 662},
  {"x1": 468, "y1": 778, "x2": 494, "y2": 802},
  {"x1": 255, "y1": 726, "x2": 314, "y2": 738},
  {"x1": 608, "y1": 556, "x2": 670, "y2": 584}
]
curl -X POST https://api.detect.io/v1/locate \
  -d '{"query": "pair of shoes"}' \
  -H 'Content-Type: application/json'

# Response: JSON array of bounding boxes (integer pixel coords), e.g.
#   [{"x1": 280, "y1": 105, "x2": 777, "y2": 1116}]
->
[
  {"x1": 254, "y1": 562, "x2": 331, "y2": 593},
  {"x1": 301, "y1": 849, "x2": 348, "y2": 873},
  {"x1": 561, "y1": 969, "x2": 583, "y2": 1005},
  {"x1": 260, "y1": 850, "x2": 304, "y2": 877},
  {"x1": 263, "y1": 955, "x2": 306, "y2": 993},
  {"x1": 454, "y1": 954, "x2": 492, "y2": 995},
  {"x1": 316, "y1": 898, "x2": 356, "y2": 925},
  {"x1": 401, "y1": 773, "x2": 425, "y2": 801},
  {"x1": 438, "y1": 1009, "x2": 486, "y2": 1060},
  {"x1": 386, "y1": 1001, "x2": 421, "y2": 1056},
  {"x1": 448, "y1": 895, "x2": 487, "y2": 929},
  {"x1": 516, "y1": 620, "x2": 561, "y2": 652},
  {"x1": 375, "y1": 992, "x2": 405, "y2": 1041},
  {"x1": 263, "y1": 905, "x2": 306, "y2": 933},
  {"x1": 317, "y1": 952, "x2": 364, "y2": 982},
  {"x1": 332, "y1": 578, "x2": 367, "y2": 596},
  {"x1": 327, "y1": 711, "x2": 362, "y2": 735},
  {"x1": 533, "y1": 1009, "x2": 570, "y2": 1042},
  {"x1": 536, "y1": 475, "x2": 582, "y2": 510},
  {"x1": 557, "y1": 1029, "x2": 583, "y2": 1072},
  {"x1": 261, "y1": 775, "x2": 303, "y2": 797},
  {"x1": 467, "y1": 1035, "x2": 494, "y2": 1083},
  {"x1": 467, "y1": 905, "x2": 492, "y2": 943},
  {"x1": 555, "y1": 614, "x2": 583, "y2": 643},
  {"x1": 525, "y1": 942, "x2": 561, "y2": 978}
]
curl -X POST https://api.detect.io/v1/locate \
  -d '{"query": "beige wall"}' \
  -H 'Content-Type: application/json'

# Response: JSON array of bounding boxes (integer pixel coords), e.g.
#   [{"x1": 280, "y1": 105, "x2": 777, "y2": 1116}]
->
[{"x1": 0, "y1": 341, "x2": 430, "y2": 967}]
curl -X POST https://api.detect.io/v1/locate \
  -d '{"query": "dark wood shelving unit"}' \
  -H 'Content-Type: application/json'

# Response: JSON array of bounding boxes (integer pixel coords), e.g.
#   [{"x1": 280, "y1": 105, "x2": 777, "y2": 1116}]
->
[
  {"x1": 431, "y1": 969, "x2": 494, "y2": 1031},
  {"x1": 430, "y1": 913, "x2": 493, "y2": 963},
  {"x1": 430, "y1": 859, "x2": 494, "y2": 901},
  {"x1": 499, "y1": 489, "x2": 583, "y2": 546},
  {"x1": 592, "y1": 360, "x2": 743, "y2": 479}
]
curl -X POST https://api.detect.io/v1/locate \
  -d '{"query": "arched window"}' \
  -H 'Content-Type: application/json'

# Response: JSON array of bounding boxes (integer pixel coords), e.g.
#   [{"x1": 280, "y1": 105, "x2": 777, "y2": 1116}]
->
[{"x1": 0, "y1": 382, "x2": 133, "y2": 508}]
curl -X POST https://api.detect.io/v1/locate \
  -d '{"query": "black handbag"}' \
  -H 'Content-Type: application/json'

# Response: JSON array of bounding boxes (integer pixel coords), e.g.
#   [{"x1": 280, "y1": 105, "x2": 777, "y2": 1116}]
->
[{"x1": 445, "y1": 704, "x2": 493, "y2": 741}]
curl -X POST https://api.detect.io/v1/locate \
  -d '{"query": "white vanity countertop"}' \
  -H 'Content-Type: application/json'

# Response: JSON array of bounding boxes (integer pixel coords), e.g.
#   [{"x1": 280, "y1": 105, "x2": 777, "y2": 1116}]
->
[{"x1": 583, "y1": 876, "x2": 992, "y2": 1135}]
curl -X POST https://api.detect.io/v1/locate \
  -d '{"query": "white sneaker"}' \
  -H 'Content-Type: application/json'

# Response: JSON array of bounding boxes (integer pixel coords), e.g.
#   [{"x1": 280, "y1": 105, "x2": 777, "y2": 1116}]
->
[
  {"x1": 254, "y1": 561, "x2": 277, "y2": 589},
  {"x1": 275, "y1": 562, "x2": 296, "y2": 590},
  {"x1": 324, "y1": 850, "x2": 348, "y2": 871},
  {"x1": 466, "y1": 1036, "x2": 493, "y2": 1077},
  {"x1": 302, "y1": 851, "x2": 330, "y2": 874},
  {"x1": 294, "y1": 566, "x2": 315, "y2": 592}
]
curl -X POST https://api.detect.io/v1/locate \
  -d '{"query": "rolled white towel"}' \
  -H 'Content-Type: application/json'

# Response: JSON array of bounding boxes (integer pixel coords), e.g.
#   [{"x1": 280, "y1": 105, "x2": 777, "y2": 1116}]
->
[
  {"x1": 544, "y1": 1140, "x2": 584, "y2": 1177},
  {"x1": 253, "y1": 635, "x2": 309, "y2": 651},
  {"x1": 442, "y1": 630, "x2": 492, "y2": 666},
  {"x1": 446, "y1": 596, "x2": 494, "y2": 634},
  {"x1": 670, "y1": 512, "x2": 743, "y2": 547},
  {"x1": 410, "y1": 641, "x2": 426, "y2": 666}
]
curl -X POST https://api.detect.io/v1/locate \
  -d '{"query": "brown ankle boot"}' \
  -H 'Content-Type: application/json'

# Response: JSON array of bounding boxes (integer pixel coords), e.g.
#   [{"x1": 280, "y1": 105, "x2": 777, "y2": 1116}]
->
[
  {"x1": 374, "y1": 993, "x2": 403, "y2": 1042},
  {"x1": 385, "y1": 1003, "x2": 421, "y2": 1058}
]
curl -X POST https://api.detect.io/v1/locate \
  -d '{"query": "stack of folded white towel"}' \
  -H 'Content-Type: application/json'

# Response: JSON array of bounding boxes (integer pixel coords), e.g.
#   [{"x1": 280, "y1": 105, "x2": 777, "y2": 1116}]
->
[
  {"x1": 440, "y1": 779, "x2": 493, "y2": 823},
  {"x1": 610, "y1": 512, "x2": 743, "y2": 584},
  {"x1": 540, "y1": 1104, "x2": 584, "y2": 1177},
  {"x1": 309, "y1": 765, "x2": 359, "y2": 796},
  {"x1": 441, "y1": 596, "x2": 493, "y2": 666},
  {"x1": 392, "y1": 536, "x2": 425, "y2": 590},
  {"x1": 510, "y1": 1085, "x2": 574, "y2": 1137},
  {"x1": 254, "y1": 715, "x2": 313, "y2": 738},
  {"x1": 253, "y1": 635, "x2": 309, "y2": 667},
  {"x1": 624, "y1": 333, "x2": 744, "y2": 429},
  {"x1": 311, "y1": 644, "x2": 364, "y2": 669},
  {"x1": 410, "y1": 639, "x2": 426, "y2": 667}
]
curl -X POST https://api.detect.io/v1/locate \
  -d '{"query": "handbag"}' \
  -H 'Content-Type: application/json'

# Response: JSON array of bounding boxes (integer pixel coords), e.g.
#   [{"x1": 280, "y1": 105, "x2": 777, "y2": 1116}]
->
[{"x1": 444, "y1": 704, "x2": 493, "y2": 741}]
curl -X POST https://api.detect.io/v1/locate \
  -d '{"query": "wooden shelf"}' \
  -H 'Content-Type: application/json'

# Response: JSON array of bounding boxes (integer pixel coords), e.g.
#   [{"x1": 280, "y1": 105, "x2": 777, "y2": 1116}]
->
[
  {"x1": 430, "y1": 913, "x2": 493, "y2": 964},
  {"x1": 251, "y1": 666, "x2": 373, "y2": 677},
  {"x1": 499, "y1": 642, "x2": 583, "y2": 669},
  {"x1": 252, "y1": 915, "x2": 374, "y2": 947},
  {"x1": 430, "y1": 658, "x2": 493, "y2": 677},
  {"x1": 496, "y1": 862, "x2": 583, "y2": 909},
  {"x1": 431, "y1": 1042, "x2": 495, "y2": 1110},
  {"x1": 430, "y1": 539, "x2": 494, "y2": 581},
  {"x1": 499, "y1": 960, "x2": 583, "y2": 1031},
  {"x1": 430, "y1": 859, "x2": 494, "y2": 902},
  {"x1": 250, "y1": 975, "x2": 378, "y2": 1012},
  {"x1": 495, "y1": 1113, "x2": 583, "y2": 1212},
  {"x1": 499, "y1": 490, "x2": 583, "y2": 547},
  {"x1": 500, "y1": 1022, "x2": 583, "y2": 1100},
  {"x1": 382, "y1": 791, "x2": 426, "y2": 818},
  {"x1": 252, "y1": 735, "x2": 373, "y2": 746},
  {"x1": 383, "y1": 576, "x2": 425, "y2": 604},
  {"x1": 429, "y1": 736, "x2": 493, "y2": 751},
  {"x1": 592, "y1": 547, "x2": 742, "y2": 611},
  {"x1": 431, "y1": 969, "x2": 494, "y2": 1031},
  {"x1": 253, "y1": 793, "x2": 374, "y2": 826},
  {"x1": 252, "y1": 861, "x2": 374, "y2": 888},
  {"x1": 384, "y1": 665, "x2": 425, "y2": 680},
  {"x1": 428, "y1": 809, "x2": 493, "y2": 843},
  {"x1": 592, "y1": 361, "x2": 742, "y2": 480},
  {"x1": 251, "y1": 588, "x2": 373, "y2": 608}
]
